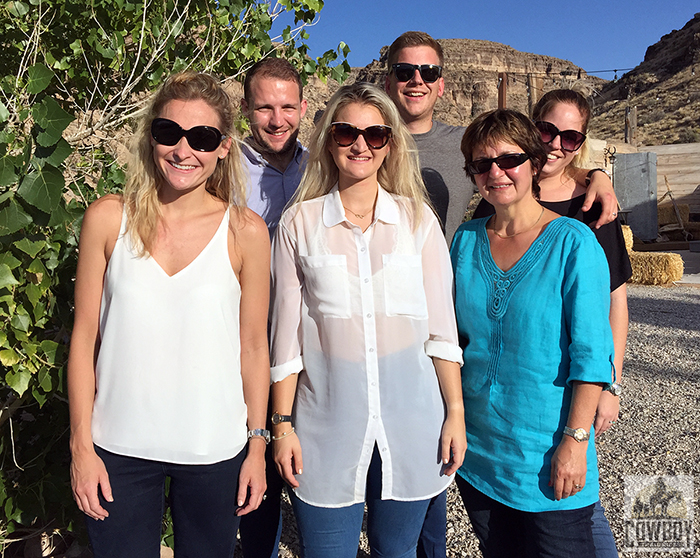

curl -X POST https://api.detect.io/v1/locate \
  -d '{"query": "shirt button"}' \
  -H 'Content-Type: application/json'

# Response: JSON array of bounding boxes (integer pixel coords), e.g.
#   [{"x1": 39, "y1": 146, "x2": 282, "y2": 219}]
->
[
  {"x1": 369, "y1": 348, "x2": 374, "y2": 353},
  {"x1": 364, "y1": 278, "x2": 370, "y2": 283},
  {"x1": 373, "y1": 415, "x2": 378, "y2": 419},
  {"x1": 371, "y1": 381, "x2": 377, "y2": 386},
  {"x1": 366, "y1": 313, "x2": 372, "y2": 318},
  {"x1": 360, "y1": 247, "x2": 366, "y2": 252},
  {"x1": 382, "y1": 447, "x2": 387, "y2": 452}
]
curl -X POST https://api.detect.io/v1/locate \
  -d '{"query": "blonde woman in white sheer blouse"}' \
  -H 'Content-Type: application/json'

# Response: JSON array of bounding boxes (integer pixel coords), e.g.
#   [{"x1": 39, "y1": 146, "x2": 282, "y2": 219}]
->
[{"x1": 269, "y1": 82, "x2": 466, "y2": 558}]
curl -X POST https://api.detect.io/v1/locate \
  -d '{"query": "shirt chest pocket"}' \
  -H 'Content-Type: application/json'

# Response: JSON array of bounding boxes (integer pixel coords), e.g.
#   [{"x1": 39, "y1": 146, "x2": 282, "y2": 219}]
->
[
  {"x1": 382, "y1": 254, "x2": 429, "y2": 319},
  {"x1": 299, "y1": 254, "x2": 351, "y2": 319}
]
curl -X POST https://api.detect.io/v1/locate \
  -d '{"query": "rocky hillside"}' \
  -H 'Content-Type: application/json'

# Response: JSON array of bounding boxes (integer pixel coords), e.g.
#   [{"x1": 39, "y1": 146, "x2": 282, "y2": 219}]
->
[{"x1": 589, "y1": 12, "x2": 700, "y2": 145}]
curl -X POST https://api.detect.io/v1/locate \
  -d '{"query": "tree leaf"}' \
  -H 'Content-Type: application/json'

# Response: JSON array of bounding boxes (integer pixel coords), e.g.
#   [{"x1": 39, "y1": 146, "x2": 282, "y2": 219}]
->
[
  {"x1": 10, "y1": 312, "x2": 31, "y2": 332},
  {"x1": 0, "y1": 330, "x2": 7, "y2": 348},
  {"x1": 5, "y1": 369, "x2": 31, "y2": 397},
  {"x1": 17, "y1": 165, "x2": 64, "y2": 213},
  {"x1": 14, "y1": 238, "x2": 45, "y2": 258},
  {"x1": 40, "y1": 340, "x2": 59, "y2": 364},
  {"x1": 0, "y1": 101, "x2": 9, "y2": 124},
  {"x1": 7, "y1": 1, "x2": 29, "y2": 17},
  {"x1": 0, "y1": 155, "x2": 19, "y2": 187},
  {"x1": 0, "y1": 253, "x2": 21, "y2": 269},
  {"x1": 26, "y1": 64, "x2": 54, "y2": 95},
  {"x1": 0, "y1": 349, "x2": 21, "y2": 367},
  {"x1": 0, "y1": 263, "x2": 20, "y2": 289},
  {"x1": 32, "y1": 97, "x2": 75, "y2": 147},
  {"x1": 24, "y1": 283, "x2": 42, "y2": 307},
  {"x1": 0, "y1": 197, "x2": 33, "y2": 235},
  {"x1": 34, "y1": 138, "x2": 73, "y2": 168}
]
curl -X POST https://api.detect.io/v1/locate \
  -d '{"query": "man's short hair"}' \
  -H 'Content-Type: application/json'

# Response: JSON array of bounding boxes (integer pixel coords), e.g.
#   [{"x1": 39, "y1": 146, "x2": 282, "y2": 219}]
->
[
  {"x1": 387, "y1": 31, "x2": 444, "y2": 68},
  {"x1": 243, "y1": 57, "x2": 303, "y2": 103}
]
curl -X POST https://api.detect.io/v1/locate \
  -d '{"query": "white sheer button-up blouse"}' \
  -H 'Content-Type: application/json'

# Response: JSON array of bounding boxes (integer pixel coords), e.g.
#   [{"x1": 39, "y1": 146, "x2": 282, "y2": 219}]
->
[{"x1": 270, "y1": 185, "x2": 463, "y2": 507}]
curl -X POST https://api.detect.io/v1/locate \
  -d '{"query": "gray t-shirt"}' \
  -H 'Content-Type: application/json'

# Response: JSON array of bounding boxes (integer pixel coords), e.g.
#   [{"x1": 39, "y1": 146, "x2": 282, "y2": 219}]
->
[{"x1": 413, "y1": 121, "x2": 476, "y2": 243}]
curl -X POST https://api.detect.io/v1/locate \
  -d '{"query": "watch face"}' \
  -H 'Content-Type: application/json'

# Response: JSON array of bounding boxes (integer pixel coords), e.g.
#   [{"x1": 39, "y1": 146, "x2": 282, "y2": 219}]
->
[{"x1": 573, "y1": 428, "x2": 589, "y2": 442}]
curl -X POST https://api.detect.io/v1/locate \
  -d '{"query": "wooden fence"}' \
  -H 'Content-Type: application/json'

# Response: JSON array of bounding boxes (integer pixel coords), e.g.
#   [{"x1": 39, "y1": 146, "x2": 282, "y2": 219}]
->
[{"x1": 638, "y1": 143, "x2": 700, "y2": 213}]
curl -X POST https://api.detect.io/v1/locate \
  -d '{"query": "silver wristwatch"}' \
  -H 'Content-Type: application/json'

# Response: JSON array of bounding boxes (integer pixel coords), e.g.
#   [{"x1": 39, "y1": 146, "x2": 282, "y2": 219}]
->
[
  {"x1": 604, "y1": 382, "x2": 622, "y2": 396},
  {"x1": 247, "y1": 428, "x2": 271, "y2": 444},
  {"x1": 563, "y1": 426, "x2": 590, "y2": 442}
]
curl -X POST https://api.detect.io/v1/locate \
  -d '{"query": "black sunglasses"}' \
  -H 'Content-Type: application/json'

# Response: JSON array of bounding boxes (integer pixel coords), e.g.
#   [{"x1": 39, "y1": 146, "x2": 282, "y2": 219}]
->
[
  {"x1": 535, "y1": 121, "x2": 586, "y2": 152},
  {"x1": 330, "y1": 122, "x2": 392, "y2": 150},
  {"x1": 151, "y1": 118, "x2": 225, "y2": 152},
  {"x1": 467, "y1": 153, "x2": 530, "y2": 175},
  {"x1": 391, "y1": 63, "x2": 442, "y2": 83}
]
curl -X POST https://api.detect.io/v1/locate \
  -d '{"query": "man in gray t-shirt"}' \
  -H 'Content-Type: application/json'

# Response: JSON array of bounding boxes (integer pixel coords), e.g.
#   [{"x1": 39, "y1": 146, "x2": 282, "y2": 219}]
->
[{"x1": 385, "y1": 31, "x2": 474, "y2": 243}]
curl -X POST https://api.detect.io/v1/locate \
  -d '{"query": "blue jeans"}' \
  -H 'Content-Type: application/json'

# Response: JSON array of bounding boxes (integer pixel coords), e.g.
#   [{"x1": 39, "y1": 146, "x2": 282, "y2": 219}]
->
[
  {"x1": 86, "y1": 445, "x2": 244, "y2": 558},
  {"x1": 456, "y1": 475, "x2": 595, "y2": 558},
  {"x1": 416, "y1": 490, "x2": 447, "y2": 558},
  {"x1": 290, "y1": 446, "x2": 432, "y2": 558},
  {"x1": 238, "y1": 444, "x2": 284, "y2": 558},
  {"x1": 592, "y1": 499, "x2": 618, "y2": 557}
]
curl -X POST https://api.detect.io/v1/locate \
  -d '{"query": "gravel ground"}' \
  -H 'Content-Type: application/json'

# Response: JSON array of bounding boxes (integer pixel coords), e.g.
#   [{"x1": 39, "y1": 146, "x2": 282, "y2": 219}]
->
[{"x1": 257, "y1": 284, "x2": 700, "y2": 558}]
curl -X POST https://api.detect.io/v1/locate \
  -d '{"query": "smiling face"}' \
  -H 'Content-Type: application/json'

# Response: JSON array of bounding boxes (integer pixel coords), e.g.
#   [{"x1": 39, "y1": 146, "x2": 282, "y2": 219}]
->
[
  {"x1": 242, "y1": 76, "x2": 307, "y2": 159},
  {"x1": 472, "y1": 140, "x2": 535, "y2": 209},
  {"x1": 385, "y1": 45, "x2": 444, "y2": 131},
  {"x1": 151, "y1": 98, "x2": 231, "y2": 195},
  {"x1": 328, "y1": 103, "x2": 390, "y2": 190},
  {"x1": 539, "y1": 102, "x2": 586, "y2": 179}
]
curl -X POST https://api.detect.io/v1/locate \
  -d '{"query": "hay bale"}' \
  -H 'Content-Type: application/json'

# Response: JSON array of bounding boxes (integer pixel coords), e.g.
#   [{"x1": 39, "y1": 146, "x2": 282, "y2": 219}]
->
[
  {"x1": 621, "y1": 225, "x2": 634, "y2": 252},
  {"x1": 658, "y1": 203, "x2": 690, "y2": 226},
  {"x1": 628, "y1": 251, "x2": 684, "y2": 285}
]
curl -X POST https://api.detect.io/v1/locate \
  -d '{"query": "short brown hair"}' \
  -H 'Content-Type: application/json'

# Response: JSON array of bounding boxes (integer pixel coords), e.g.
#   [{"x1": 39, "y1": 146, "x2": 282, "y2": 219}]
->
[
  {"x1": 460, "y1": 109, "x2": 548, "y2": 198},
  {"x1": 387, "y1": 31, "x2": 444, "y2": 68},
  {"x1": 243, "y1": 57, "x2": 303, "y2": 103}
]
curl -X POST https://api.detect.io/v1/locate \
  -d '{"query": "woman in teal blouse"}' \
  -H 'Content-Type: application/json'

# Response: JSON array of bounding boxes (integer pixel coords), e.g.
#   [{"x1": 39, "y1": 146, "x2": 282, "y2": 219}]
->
[{"x1": 450, "y1": 109, "x2": 614, "y2": 557}]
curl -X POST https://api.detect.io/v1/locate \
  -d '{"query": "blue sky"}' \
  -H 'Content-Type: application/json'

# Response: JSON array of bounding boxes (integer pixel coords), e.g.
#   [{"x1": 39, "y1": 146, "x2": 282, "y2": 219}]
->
[{"x1": 274, "y1": 0, "x2": 698, "y2": 79}]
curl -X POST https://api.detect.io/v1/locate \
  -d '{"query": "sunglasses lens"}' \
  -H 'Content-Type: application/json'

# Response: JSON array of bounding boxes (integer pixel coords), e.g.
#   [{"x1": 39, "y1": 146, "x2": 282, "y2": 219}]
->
[
  {"x1": 393, "y1": 64, "x2": 415, "y2": 82},
  {"x1": 559, "y1": 130, "x2": 586, "y2": 152},
  {"x1": 468, "y1": 159, "x2": 492, "y2": 174},
  {"x1": 496, "y1": 154, "x2": 528, "y2": 169},
  {"x1": 420, "y1": 66, "x2": 441, "y2": 83},
  {"x1": 535, "y1": 121, "x2": 557, "y2": 144},
  {"x1": 187, "y1": 127, "x2": 223, "y2": 152},
  {"x1": 151, "y1": 119, "x2": 183, "y2": 146},
  {"x1": 364, "y1": 126, "x2": 391, "y2": 149},
  {"x1": 331, "y1": 124, "x2": 359, "y2": 147}
]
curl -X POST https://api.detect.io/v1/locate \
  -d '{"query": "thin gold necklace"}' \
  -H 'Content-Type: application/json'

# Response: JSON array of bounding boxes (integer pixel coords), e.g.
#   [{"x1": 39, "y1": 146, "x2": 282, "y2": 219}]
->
[
  {"x1": 492, "y1": 207, "x2": 545, "y2": 239},
  {"x1": 343, "y1": 205, "x2": 373, "y2": 220}
]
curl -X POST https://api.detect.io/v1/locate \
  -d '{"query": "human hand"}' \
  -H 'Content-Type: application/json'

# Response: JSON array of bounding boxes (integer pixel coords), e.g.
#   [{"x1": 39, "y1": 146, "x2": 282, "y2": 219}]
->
[
  {"x1": 441, "y1": 413, "x2": 467, "y2": 475},
  {"x1": 594, "y1": 391, "x2": 620, "y2": 436},
  {"x1": 549, "y1": 437, "x2": 588, "y2": 500},
  {"x1": 70, "y1": 448, "x2": 112, "y2": 520},
  {"x1": 236, "y1": 442, "x2": 267, "y2": 516},
  {"x1": 582, "y1": 170, "x2": 619, "y2": 228},
  {"x1": 273, "y1": 432, "x2": 303, "y2": 488}
]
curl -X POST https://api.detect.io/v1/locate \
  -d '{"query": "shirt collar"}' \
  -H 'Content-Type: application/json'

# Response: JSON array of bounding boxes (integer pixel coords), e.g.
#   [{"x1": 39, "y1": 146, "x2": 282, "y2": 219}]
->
[
  {"x1": 241, "y1": 138, "x2": 305, "y2": 168},
  {"x1": 322, "y1": 184, "x2": 400, "y2": 228}
]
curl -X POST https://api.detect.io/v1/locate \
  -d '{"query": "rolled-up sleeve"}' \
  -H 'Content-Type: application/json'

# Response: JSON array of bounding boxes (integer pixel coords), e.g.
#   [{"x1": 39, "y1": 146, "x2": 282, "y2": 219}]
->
[
  {"x1": 563, "y1": 234, "x2": 615, "y2": 385},
  {"x1": 421, "y1": 210, "x2": 464, "y2": 365},
  {"x1": 270, "y1": 216, "x2": 304, "y2": 383}
]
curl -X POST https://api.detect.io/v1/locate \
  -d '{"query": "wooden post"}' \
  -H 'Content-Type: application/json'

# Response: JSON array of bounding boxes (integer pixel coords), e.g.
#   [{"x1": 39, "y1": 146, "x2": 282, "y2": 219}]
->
[
  {"x1": 498, "y1": 72, "x2": 507, "y2": 109},
  {"x1": 527, "y1": 74, "x2": 543, "y2": 116},
  {"x1": 624, "y1": 106, "x2": 637, "y2": 145}
]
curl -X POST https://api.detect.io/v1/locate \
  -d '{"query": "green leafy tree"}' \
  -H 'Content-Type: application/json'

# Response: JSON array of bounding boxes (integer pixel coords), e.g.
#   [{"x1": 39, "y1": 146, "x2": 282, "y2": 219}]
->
[{"x1": 0, "y1": 0, "x2": 349, "y2": 549}]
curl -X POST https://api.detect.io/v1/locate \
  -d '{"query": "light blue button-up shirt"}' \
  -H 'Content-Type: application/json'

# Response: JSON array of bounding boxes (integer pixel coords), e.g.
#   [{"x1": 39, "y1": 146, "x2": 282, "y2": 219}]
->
[{"x1": 241, "y1": 139, "x2": 307, "y2": 237}]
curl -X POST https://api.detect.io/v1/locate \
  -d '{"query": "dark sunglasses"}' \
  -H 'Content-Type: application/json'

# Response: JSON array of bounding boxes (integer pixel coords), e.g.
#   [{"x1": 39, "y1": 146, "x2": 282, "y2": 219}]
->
[
  {"x1": 467, "y1": 153, "x2": 530, "y2": 175},
  {"x1": 330, "y1": 122, "x2": 392, "y2": 150},
  {"x1": 151, "y1": 118, "x2": 225, "y2": 152},
  {"x1": 391, "y1": 63, "x2": 443, "y2": 83},
  {"x1": 534, "y1": 121, "x2": 586, "y2": 152}
]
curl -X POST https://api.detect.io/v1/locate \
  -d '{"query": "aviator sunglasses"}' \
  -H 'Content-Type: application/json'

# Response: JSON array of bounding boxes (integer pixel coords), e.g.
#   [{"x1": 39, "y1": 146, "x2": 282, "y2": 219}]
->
[
  {"x1": 151, "y1": 118, "x2": 226, "y2": 152},
  {"x1": 467, "y1": 153, "x2": 530, "y2": 175},
  {"x1": 391, "y1": 63, "x2": 443, "y2": 83},
  {"x1": 534, "y1": 121, "x2": 586, "y2": 152},
  {"x1": 330, "y1": 122, "x2": 393, "y2": 150}
]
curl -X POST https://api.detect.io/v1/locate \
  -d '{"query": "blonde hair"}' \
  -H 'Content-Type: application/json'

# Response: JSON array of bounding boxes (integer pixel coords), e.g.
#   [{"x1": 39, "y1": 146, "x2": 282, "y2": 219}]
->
[
  {"x1": 123, "y1": 72, "x2": 246, "y2": 255},
  {"x1": 292, "y1": 82, "x2": 428, "y2": 227}
]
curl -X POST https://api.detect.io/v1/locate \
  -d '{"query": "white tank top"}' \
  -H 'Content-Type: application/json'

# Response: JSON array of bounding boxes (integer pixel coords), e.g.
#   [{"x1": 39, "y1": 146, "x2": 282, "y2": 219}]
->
[{"x1": 92, "y1": 208, "x2": 247, "y2": 464}]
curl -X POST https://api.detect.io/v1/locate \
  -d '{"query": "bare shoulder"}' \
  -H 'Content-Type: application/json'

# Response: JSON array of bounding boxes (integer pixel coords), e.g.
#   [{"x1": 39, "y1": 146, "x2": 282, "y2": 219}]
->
[
  {"x1": 82, "y1": 194, "x2": 123, "y2": 230},
  {"x1": 230, "y1": 207, "x2": 270, "y2": 248}
]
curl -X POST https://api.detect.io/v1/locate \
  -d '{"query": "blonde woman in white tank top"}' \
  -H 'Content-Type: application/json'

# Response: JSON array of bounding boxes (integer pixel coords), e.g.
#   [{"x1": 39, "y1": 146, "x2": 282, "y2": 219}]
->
[{"x1": 68, "y1": 73, "x2": 271, "y2": 558}]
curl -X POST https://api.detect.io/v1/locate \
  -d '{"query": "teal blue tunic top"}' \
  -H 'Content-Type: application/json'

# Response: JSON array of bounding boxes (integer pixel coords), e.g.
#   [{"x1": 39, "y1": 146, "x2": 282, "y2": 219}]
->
[{"x1": 450, "y1": 216, "x2": 614, "y2": 512}]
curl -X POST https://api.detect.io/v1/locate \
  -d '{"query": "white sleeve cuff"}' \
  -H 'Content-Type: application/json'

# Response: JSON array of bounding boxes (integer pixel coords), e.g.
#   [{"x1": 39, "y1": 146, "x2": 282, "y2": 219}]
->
[
  {"x1": 270, "y1": 356, "x2": 304, "y2": 384},
  {"x1": 424, "y1": 340, "x2": 464, "y2": 366}
]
